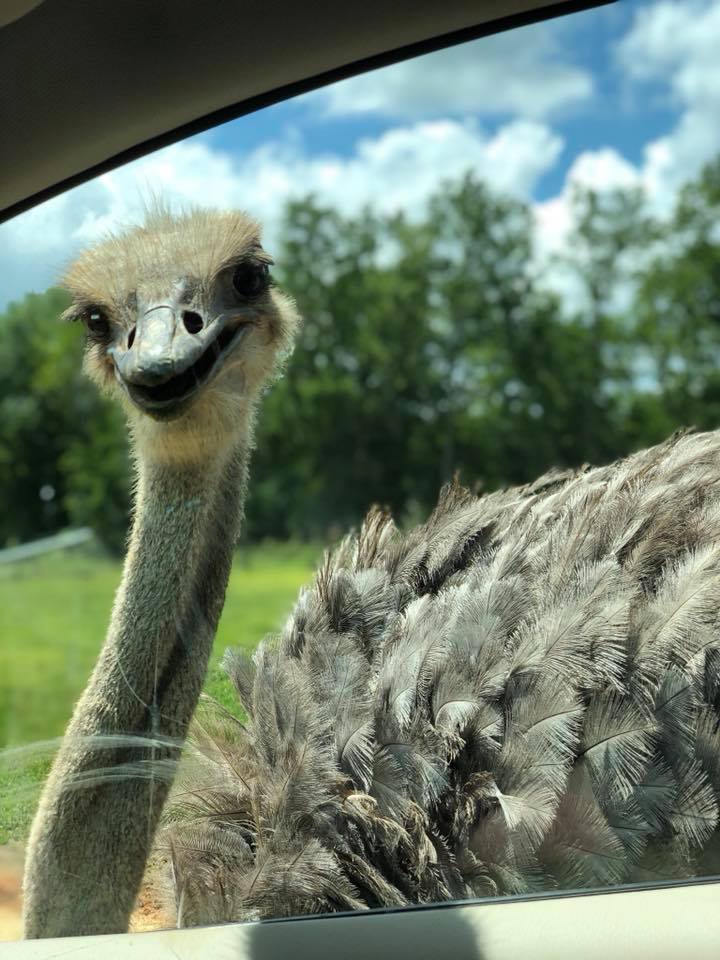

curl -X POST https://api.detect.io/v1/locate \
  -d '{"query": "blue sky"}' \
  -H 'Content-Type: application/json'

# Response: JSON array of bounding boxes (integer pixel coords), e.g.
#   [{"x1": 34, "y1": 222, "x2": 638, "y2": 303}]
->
[
  {"x1": 2, "y1": 0, "x2": 719, "y2": 309},
  {"x1": 201, "y1": 0, "x2": 667, "y2": 200}
]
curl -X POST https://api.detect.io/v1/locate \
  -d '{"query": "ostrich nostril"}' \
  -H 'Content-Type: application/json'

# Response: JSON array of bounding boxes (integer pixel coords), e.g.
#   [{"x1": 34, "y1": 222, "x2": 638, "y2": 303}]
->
[
  {"x1": 127, "y1": 326, "x2": 136, "y2": 349},
  {"x1": 183, "y1": 311, "x2": 203, "y2": 334}
]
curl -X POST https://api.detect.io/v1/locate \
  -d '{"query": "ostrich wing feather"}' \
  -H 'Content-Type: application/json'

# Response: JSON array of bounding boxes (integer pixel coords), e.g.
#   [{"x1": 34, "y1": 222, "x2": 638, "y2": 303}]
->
[{"x1": 163, "y1": 430, "x2": 720, "y2": 925}]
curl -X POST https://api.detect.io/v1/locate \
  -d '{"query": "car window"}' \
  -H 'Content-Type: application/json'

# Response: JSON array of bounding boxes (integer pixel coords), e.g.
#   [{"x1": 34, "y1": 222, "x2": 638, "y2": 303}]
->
[{"x1": 1, "y1": 0, "x2": 720, "y2": 945}]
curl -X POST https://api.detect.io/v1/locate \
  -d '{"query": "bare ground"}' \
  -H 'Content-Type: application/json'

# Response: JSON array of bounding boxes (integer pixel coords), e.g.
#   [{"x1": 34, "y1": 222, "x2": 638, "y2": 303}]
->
[{"x1": 0, "y1": 844, "x2": 172, "y2": 942}]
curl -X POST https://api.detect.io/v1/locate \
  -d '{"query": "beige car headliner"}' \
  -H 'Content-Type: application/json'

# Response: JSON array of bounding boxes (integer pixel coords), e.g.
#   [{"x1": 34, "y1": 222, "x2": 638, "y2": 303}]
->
[{"x1": 0, "y1": 0, "x2": 610, "y2": 223}]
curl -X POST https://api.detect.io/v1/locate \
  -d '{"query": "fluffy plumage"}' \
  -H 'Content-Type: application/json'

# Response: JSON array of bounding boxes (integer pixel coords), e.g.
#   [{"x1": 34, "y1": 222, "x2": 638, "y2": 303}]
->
[{"x1": 164, "y1": 428, "x2": 720, "y2": 923}]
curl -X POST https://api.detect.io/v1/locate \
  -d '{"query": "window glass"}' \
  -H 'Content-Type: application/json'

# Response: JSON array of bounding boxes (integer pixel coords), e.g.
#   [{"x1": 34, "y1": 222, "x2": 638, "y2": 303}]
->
[{"x1": 2, "y1": 0, "x2": 720, "y2": 943}]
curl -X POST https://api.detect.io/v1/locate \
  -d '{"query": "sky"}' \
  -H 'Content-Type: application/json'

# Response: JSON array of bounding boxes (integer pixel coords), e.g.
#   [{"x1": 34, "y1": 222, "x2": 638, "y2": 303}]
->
[{"x1": 2, "y1": 0, "x2": 720, "y2": 310}]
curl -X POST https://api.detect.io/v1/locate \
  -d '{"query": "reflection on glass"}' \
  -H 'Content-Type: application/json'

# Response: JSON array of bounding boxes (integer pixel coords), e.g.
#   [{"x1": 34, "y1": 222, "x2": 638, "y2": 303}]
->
[{"x1": 2, "y1": 0, "x2": 720, "y2": 944}]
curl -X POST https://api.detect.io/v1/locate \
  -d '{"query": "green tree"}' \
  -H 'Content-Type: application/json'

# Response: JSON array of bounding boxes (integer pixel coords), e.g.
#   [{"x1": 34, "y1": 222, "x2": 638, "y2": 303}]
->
[
  {"x1": 5, "y1": 161, "x2": 720, "y2": 549},
  {"x1": 553, "y1": 185, "x2": 660, "y2": 465},
  {"x1": 0, "y1": 289, "x2": 130, "y2": 552},
  {"x1": 632, "y1": 158, "x2": 720, "y2": 436}
]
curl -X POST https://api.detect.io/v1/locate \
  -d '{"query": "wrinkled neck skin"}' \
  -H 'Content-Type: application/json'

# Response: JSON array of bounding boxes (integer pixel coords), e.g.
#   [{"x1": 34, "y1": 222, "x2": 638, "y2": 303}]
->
[{"x1": 23, "y1": 403, "x2": 253, "y2": 939}]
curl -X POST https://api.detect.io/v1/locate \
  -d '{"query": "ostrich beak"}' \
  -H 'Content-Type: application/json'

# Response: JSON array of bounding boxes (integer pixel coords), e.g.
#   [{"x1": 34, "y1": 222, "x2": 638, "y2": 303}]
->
[{"x1": 109, "y1": 302, "x2": 248, "y2": 416}]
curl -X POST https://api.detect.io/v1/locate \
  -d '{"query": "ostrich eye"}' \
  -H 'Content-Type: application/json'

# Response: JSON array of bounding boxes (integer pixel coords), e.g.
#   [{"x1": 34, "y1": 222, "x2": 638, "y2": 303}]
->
[
  {"x1": 85, "y1": 307, "x2": 110, "y2": 337},
  {"x1": 232, "y1": 261, "x2": 269, "y2": 299}
]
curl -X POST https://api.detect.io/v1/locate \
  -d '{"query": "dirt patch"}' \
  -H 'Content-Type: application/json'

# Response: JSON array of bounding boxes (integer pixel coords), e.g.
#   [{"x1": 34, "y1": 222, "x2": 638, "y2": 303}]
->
[
  {"x1": 0, "y1": 844, "x2": 24, "y2": 942},
  {"x1": 129, "y1": 879, "x2": 173, "y2": 934},
  {"x1": 0, "y1": 844, "x2": 172, "y2": 941}
]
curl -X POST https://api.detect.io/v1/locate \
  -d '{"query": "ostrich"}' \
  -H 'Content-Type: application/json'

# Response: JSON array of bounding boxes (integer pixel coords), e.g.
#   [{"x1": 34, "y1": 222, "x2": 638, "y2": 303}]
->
[{"x1": 23, "y1": 206, "x2": 720, "y2": 939}]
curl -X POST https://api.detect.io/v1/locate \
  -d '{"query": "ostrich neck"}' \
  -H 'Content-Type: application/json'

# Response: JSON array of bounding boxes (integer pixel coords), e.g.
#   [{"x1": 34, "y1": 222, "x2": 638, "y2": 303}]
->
[{"x1": 23, "y1": 433, "x2": 249, "y2": 939}]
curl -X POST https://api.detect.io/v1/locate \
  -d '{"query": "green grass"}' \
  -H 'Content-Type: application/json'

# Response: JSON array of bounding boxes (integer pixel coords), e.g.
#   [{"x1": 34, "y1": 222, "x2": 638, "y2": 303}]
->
[{"x1": 0, "y1": 541, "x2": 321, "y2": 844}]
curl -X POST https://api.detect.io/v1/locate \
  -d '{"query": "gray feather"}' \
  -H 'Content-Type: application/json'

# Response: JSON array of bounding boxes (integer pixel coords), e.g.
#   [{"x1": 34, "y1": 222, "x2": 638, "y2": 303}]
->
[{"x1": 162, "y1": 429, "x2": 720, "y2": 924}]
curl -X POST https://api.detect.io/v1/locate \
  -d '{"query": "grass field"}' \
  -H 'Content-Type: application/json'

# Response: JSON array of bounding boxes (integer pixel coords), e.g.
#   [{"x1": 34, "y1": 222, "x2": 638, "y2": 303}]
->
[{"x1": 0, "y1": 542, "x2": 321, "y2": 844}]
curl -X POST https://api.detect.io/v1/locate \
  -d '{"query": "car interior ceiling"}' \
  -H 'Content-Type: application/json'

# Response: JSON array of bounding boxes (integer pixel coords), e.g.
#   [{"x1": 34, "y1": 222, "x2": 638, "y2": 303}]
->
[{"x1": 0, "y1": 0, "x2": 611, "y2": 222}]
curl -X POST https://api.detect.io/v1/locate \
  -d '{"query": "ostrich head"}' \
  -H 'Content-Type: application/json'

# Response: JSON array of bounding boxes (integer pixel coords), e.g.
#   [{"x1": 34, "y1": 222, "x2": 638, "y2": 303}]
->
[{"x1": 62, "y1": 206, "x2": 299, "y2": 463}]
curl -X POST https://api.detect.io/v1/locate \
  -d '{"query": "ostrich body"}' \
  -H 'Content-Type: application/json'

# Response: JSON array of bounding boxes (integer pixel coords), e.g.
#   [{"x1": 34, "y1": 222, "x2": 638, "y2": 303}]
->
[
  {"x1": 23, "y1": 208, "x2": 720, "y2": 937},
  {"x1": 168, "y1": 432, "x2": 720, "y2": 923}
]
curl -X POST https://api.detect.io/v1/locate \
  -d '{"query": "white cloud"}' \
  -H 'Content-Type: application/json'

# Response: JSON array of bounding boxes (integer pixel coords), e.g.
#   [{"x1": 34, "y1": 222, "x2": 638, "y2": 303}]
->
[
  {"x1": 616, "y1": 0, "x2": 720, "y2": 211},
  {"x1": 533, "y1": 0, "x2": 720, "y2": 301},
  {"x1": 535, "y1": 0, "x2": 720, "y2": 262},
  {"x1": 534, "y1": 147, "x2": 642, "y2": 260},
  {"x1": 308, "y1": 24, "x2": 592, "y2": 121},
  {"x1": 525, "y1": 0, "x2": 720, "y2": 284},
  {"x1": 563, "y1": 149, "x2": 641, "y2": 193},
  {"x1": 532, "y1": 146, "x2": 645, "y2": 306},
  {"x1": 0, "y1": 119, "x2": 563, "y2": 309}
]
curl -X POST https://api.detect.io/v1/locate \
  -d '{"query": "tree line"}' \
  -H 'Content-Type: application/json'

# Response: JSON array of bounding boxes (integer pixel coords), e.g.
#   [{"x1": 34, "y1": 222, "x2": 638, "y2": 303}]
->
[{"x1": 2, "y1": 159, "x2": 720, "y2": 553}]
